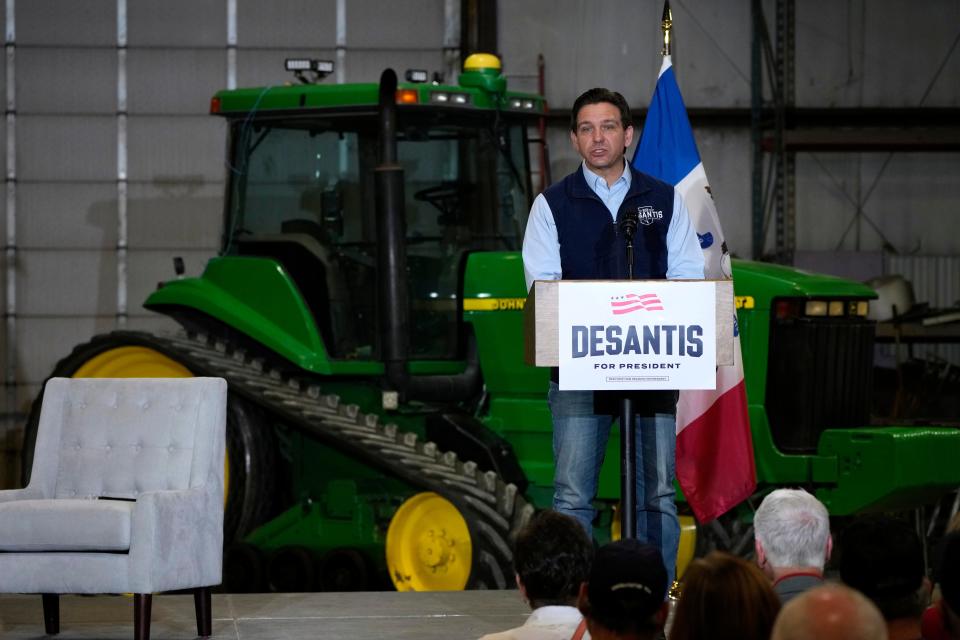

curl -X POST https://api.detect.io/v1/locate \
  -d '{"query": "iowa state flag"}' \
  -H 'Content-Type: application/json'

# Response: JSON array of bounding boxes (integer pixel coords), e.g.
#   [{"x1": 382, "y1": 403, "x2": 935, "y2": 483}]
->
[{"x1": 633, "y1": 55, "x2": 756, "y2": 523}]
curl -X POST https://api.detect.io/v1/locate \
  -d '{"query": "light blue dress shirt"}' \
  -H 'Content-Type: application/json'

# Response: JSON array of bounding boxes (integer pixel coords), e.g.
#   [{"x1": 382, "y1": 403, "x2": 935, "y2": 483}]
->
[{"x1": 522, "y1": 162, "x2": 705, "y2": 291}]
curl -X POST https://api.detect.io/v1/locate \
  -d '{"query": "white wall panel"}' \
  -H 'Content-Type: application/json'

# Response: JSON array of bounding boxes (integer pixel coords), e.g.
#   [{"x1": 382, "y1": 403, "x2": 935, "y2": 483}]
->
[
  {"x1": 346, "y1": 50, "x2": 447, "y2": 83},
  {"x1": 796, "y1": 152, "x2": 960, "y2": 254},
  {"x1": 17, "y1": 182, "x2": 117, "y2": 249},
  {"x1": 863, "y1": 154, "x2": 960, "y2": 255},
  {"x1": 499, "y1": 0, "x2": 751, "y2": 110},
  {"x1": 127, "y1": 49, "x2": 227, "y2": 115},
  {"x1": 17, "y1": 249, "x2": 117, "y2": 316},
  {"x1": 17, "y1": 1, "x2": 116, "y2": 47},
  {"x1": 16, "y1": 316, "x2": 117, "y2": 387},
  {"x1": 237, "y1": 0, "x2": 337, "y2": 48},
  {"x1": 126, "y1": 115, "x2": 226, "y2": 182},
  {"x1": 347, "y1": 0, "x2": 444, "y2": 49},
  {"x1": 795, "y1": 0, "x2": 960, "y2": 107},
  {"x1": 0, "y1": 110, "x2": 6, "y2": 178},
  {"x1": 18, "y1": 115, "x2": 116, "y2": 182},
  {"x1": 499, "y1": 0, "x2": 653, "y2": 110},
  {"x1": 17, "y1": 48, "x2": 117, "y2": 115},
  {"x1": 0, "y1": 115, "x2": 7, "y2": 178},
  {"x1": 127, "y1": 0, "x2": 227, "y2": 47},
  {"x1": 0, "y1": 181, "x2": 6, "y2": 257},
  {"x1": 127, "y1": 181, "x2": 224, "y2": 249}
]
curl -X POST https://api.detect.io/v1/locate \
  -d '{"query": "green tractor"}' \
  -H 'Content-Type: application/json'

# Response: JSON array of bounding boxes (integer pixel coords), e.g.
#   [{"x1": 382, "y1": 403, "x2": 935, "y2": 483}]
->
[{"x1": 21, "y1": 54, "x2": 960, "y2": 592}]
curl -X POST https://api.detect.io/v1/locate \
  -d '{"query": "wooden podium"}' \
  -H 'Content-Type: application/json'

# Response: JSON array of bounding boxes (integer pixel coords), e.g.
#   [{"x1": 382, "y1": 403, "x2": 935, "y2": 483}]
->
[{"x1": 524, "y1": 279, "x2": 735, "y2": 538}]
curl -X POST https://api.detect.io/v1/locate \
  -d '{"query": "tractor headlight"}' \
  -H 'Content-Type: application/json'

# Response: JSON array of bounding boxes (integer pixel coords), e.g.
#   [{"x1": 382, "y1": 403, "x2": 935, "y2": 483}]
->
[{"x1": 805, "y1": 301, "x2": 828, "y2": 317}]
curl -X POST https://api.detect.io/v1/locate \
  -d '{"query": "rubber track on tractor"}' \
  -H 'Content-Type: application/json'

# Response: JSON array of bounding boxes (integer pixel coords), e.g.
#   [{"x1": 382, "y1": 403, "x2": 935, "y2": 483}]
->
[{"x1": 57, "y1": 330, "x2": 534, "y2": 590}]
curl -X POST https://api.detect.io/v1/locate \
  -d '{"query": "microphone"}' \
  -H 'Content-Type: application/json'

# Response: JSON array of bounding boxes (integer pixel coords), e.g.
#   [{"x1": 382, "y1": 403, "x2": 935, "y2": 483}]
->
[{"x1": 618, "y1": 210, "x2": 639, "y2": 243}]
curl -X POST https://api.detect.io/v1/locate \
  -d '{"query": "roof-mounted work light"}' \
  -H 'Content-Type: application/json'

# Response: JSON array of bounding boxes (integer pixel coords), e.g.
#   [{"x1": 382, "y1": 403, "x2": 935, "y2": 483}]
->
[{"x1": 285, "y1": 58, "x2": 334, "y2": 84}]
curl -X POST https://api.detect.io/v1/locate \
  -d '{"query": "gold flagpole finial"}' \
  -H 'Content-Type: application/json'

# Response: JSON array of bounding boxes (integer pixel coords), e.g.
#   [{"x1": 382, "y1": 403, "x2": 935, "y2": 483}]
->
[{"x1": 661, "y1": 0, "x2": 673, "y2": 56}]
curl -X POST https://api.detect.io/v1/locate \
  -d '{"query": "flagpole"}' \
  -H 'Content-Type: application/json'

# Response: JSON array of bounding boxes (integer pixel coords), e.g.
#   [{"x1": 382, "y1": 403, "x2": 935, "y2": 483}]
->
[{"x1": 661, "y1": 0, "x2": 672, "y2": 56}]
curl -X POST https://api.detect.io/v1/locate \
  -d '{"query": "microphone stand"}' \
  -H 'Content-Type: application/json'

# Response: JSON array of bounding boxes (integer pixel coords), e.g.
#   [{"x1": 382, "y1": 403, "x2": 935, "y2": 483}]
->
[{"x1": 619, "y1": 212, "x2": 638, "y2": 540}]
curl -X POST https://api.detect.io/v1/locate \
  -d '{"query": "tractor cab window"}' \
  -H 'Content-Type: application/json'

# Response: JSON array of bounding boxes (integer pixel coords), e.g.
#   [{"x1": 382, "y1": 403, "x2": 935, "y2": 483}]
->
[
  {"x1": 396, "y1": 116, "x2": 531, "y2": 358},
  {"x1": 225, "y1": 123, "x2": 372, "y2": 360},
  {"x1": 224, "y1": 113, "x2": 531, "y2": 362}
]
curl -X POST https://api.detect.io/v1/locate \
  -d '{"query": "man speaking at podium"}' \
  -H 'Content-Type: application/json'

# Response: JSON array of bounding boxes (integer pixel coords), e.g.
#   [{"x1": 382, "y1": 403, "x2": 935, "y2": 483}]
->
[{"x1": 521, "y1": 87, "x2": 703, "y2": 583}]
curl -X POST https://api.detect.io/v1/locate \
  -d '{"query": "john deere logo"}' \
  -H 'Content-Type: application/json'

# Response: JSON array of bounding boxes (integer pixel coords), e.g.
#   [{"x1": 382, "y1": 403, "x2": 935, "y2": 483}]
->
[{"x1": 637, "y1": 205, "x2": 663, "y2": 226}]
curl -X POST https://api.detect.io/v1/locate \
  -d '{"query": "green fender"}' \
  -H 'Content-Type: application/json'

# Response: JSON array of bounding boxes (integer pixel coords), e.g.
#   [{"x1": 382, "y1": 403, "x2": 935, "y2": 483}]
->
[{"x1": 144, "y1": 256, "x2": 345, "y2": 373}]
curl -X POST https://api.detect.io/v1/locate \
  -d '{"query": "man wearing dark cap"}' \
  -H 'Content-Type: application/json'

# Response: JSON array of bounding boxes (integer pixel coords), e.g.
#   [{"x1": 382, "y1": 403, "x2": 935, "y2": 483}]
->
[
  {"x1": 921, "y1": 530, "x2": 960, "y2": 640},
  {"x1": 576, "y1": 539, "x2": 668, "y2": 640},
  {"x1": 839, "y1": 515, "x2": 931, "y2": 640}
]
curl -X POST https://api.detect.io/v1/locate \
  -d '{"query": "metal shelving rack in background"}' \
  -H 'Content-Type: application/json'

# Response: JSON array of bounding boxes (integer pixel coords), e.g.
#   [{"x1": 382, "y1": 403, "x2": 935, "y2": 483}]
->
[{"x1": 749, "y1": 0, "x2": 960, "y2": 263}]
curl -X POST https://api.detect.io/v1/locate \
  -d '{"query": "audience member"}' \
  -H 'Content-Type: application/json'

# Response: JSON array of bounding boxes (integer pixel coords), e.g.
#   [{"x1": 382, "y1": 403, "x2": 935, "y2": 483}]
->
[
  {"x1": 668, "y1": 551, "x2": 781, "y2": 640},
  {"x1": 576, "y1": 539, "x2": 667, "y2": 640},
  {"x1": 921, "y1": 531, "x2": 960, "y2": 640},
  {"x1": 480, "y1": 510, "x2": 594, "y2": 640},
  {"x1": 753, "y1": 488, "x2": 832, "y2": 603},
  {"x1": 839, "y1": 514, "x2": 931, "y2": 640},
  {"x1": 771, "y1": 583, "x2": 888, "y2": 640}
]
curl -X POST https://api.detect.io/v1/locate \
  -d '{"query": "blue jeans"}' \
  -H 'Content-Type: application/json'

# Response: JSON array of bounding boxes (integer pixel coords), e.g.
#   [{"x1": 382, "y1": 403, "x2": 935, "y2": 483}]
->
[{"x1": 548, "y1": 381, "x2": 679, "y2": 585}]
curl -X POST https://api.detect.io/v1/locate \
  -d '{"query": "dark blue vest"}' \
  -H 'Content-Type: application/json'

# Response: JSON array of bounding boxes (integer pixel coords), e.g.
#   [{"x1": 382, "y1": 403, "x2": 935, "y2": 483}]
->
[
  {"x1": 545, "y1": 165, "x2": 679, "y2": 413},
  {"x1": 544, "y1": 165, "x2": 674, "y2": 281}
]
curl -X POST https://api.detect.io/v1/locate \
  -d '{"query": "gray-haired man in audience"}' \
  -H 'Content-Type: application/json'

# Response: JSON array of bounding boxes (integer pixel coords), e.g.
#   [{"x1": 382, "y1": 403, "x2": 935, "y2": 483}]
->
[{"x1": 753, "y1": 488, "x2": 832, "y2": 603}]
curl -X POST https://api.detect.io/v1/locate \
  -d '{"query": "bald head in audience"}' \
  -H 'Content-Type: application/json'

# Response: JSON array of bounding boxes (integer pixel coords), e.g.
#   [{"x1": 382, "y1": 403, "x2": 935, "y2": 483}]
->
[{"x1": 772, "y1": 584, "x2": 888, "y2": 640}]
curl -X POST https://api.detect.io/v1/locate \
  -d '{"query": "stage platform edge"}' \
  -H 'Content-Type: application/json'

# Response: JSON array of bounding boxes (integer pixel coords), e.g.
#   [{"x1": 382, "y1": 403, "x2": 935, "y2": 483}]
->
[{"x1": 0, "y1": 590, "x2": 530, "y2": 639}]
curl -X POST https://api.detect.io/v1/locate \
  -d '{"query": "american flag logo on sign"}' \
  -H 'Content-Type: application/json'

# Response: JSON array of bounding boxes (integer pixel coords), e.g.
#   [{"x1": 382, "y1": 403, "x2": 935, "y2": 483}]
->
[{"x1": 610, "y1": 293, "x2": 665, "y2": 315}]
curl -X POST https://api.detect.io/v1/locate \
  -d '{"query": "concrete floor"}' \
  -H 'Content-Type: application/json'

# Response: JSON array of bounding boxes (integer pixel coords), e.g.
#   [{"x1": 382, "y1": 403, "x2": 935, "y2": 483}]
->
[{"x1": 0, "y1": 591, "x2": 531, "y2": 640}]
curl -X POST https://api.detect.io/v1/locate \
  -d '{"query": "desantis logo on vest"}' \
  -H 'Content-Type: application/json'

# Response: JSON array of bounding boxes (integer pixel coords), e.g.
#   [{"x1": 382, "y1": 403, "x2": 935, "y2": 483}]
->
[{"x1": 637, "y1": 205, "x2": 663, "y2": 226}]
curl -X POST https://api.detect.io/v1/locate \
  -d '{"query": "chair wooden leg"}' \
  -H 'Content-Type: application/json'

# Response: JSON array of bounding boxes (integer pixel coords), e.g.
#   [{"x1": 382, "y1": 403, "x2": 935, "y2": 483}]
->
[
  {"x1": 194, "y1": 587, "x2": 212, "y2": 638},
  {"x1": 134, "y1": 593, "x2": 152, "y2": 640},
  {"x1": 41, "y1": 593, "x2": 60, "y2": 635}
]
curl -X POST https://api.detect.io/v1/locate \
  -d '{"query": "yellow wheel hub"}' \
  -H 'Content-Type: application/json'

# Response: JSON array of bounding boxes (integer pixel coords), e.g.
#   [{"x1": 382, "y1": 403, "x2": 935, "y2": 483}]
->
[
  {"x1": 386, "y1": 492, "x2": 472, "y2": 591},
  {"x1": 610, "y1": 503, "x2": 697, "y2": 580},
  {"x1": 71, "y1": 345, "x2": 228, "y2": 507}
]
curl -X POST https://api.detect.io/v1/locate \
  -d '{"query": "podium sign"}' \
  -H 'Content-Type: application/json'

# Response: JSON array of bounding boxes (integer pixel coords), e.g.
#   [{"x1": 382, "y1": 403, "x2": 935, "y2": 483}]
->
[{"x1": 558, "y1": 281, "x2": 717, "y2": 391}]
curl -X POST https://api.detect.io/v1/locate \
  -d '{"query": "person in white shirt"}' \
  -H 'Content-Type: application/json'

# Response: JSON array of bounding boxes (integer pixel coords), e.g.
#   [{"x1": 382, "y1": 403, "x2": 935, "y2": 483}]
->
[{"x1": 479, "y1": 510, "x2": 594, "y2": 640}]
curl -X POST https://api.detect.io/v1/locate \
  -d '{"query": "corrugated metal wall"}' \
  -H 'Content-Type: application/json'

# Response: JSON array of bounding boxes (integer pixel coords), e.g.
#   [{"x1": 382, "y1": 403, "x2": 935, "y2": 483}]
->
[
  {"x1": 0, "y1": 0, "x2": 450, "y2": 487},
  {"x1": 884, "y1": 255, "x2": 960, "y2": 366}
]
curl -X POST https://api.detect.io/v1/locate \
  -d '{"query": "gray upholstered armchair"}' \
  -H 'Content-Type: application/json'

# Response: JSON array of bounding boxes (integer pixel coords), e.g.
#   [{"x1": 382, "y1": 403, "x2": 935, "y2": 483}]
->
[{"x1": 0, "y1": 377, "x2": 227, "y2": 640}]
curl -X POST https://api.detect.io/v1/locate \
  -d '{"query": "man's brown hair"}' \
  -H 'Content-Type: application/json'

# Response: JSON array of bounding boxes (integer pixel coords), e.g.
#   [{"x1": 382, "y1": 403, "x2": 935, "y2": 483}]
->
[{"x1": 570, "y1": 88, "x2": 632, "y2": 132}]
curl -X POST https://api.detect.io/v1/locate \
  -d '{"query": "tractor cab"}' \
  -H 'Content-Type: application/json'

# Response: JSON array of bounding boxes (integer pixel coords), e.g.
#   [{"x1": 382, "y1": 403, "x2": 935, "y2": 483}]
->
[{"x1": 213, "y1": 54, "x2": 542, "y2": 367}]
